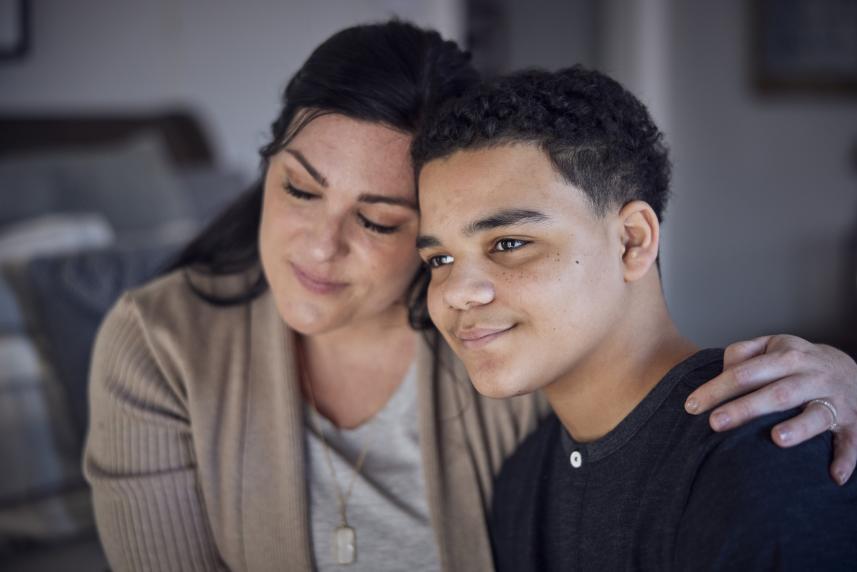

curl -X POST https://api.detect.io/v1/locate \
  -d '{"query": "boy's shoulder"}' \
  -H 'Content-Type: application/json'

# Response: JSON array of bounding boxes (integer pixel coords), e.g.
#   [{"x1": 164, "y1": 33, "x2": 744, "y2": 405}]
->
[
  {"x1": 668, "y1": 353, "x2": 857, "y2": 569},
  {"x1": 654, "y1": 349, "x2": 840, "y2": 503},
  {"x1": 669, "y1": 347, "x2": 725, "y2": 399},
  {"x1": 675, "y1": 408, "x2": 857, "y2": 569}
]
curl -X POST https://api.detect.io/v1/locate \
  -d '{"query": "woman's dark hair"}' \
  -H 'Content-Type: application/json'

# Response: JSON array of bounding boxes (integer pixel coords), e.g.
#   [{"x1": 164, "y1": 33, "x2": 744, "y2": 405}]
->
[{"x1": 164, "y1": 19, "x2": 478, "y2": 312}]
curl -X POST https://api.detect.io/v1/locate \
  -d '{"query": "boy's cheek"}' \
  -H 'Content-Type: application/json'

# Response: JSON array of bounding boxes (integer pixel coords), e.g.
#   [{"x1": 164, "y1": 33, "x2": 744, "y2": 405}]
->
[{"x1": 426, "y1": 285, "x2": 446, "y2": 326}]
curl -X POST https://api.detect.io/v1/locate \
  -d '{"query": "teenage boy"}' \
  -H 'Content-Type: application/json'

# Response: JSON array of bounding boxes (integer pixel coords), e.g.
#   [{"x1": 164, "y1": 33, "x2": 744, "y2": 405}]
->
[{"x1": 411, "y1": 66, "x2": 857, "y2": 570}]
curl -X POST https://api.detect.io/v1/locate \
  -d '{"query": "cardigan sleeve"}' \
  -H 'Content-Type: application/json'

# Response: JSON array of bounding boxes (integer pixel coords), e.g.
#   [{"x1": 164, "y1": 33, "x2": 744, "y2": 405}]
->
[{"x1": 83, "y1": 294, "x2": 228, "y2": 572}]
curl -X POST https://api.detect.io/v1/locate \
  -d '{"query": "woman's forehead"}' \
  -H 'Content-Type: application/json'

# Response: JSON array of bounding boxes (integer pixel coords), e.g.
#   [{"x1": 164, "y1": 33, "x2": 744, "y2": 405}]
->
[
  {"x1": 290, "y1": 114, "x2": 411, "y2": 154},
  {"x1": 284, "y1": 114, "x2": 415, "y2": 197}
]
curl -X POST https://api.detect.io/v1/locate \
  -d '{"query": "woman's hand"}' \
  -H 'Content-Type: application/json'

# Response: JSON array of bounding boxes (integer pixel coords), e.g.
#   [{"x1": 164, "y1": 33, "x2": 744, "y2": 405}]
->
[{"x1": 684, "y1": 335, "x2": 857, "y2": 485}]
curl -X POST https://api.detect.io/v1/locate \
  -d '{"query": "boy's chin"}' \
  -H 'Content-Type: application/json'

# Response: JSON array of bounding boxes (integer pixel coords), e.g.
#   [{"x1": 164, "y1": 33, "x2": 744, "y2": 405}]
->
[{"x1": 468, "y1": 371, "x2": 541, "y2": 399}]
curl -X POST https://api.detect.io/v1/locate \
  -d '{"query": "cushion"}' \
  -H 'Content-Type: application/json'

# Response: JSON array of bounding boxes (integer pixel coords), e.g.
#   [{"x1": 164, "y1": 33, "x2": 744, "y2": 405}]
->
[
  {"x1": 0, "y1": 213, "x2": 114, "y2": 263},
  {"x1": 14, "y1": 242, "x2": 182, "y2": 442},
  {"x1": 0, "y1": 133, "x2": 194, "y2": 239},
  {"x1": 0, "y1": 160, "x2": 59, "y2": 227},
  {"x1": 177, "y1": 165, "x2": 248, "y2": 224},
  {"x1": 55, "y1": 134, "x2": 192, "y2": 234},
  {"x1": 0, "y1": 334, "x2": 91, "y2": 540},
  {"x1": 0, "y1": 223, "x2": 178, "y2": 543},
  {"x1": 0, "y1": 274, "x2": 23, "y2": 333}
]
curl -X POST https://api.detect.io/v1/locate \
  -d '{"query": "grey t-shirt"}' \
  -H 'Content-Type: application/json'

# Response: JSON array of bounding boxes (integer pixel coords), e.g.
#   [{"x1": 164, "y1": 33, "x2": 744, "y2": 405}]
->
[{"x1": 304, "y1": 362, "x2": 441, "y2": 571}]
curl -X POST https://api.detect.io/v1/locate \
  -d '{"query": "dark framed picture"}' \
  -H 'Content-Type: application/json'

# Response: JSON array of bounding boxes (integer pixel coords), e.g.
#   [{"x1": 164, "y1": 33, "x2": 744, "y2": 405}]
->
[
  {"x1": 0, "y1": 0, "x2": 29, "y2": 60},
  {"x1": 752, "y1": 0, "x2": 857, "y2": 94}
]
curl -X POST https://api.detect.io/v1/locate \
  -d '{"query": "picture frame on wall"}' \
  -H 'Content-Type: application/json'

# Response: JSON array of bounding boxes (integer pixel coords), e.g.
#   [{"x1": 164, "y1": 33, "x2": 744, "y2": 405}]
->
[
  {"x1": 752, "y1": 0, "x2": 857, "y2": 94},
  {"x1": 0, "y1": 0, "x2": 29, "y2": 60}
]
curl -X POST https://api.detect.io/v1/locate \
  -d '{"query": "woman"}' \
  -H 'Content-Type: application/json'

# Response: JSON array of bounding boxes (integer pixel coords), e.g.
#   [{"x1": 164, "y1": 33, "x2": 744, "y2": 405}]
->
[{"x1": 83, "y1": 20, "x2": 857, "y2": 572}]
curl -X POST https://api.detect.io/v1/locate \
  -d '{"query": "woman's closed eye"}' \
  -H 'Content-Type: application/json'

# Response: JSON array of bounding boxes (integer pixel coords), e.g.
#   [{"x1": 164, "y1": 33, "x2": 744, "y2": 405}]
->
[
  {"x1": 357, "y1": 213, "x2": 400, "y2": 235},
  {"x1": 284, "y1": 183, "x2": 318, "y2": 200},
  {"x1": 284, "y1": 184, "x2": 400, "y2": 234}
]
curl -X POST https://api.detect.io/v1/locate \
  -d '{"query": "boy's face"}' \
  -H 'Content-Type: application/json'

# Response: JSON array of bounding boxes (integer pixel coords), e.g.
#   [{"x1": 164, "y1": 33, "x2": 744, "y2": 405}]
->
[{"x1": 418, "y1": 144, "x2": 629, "y2": 398}]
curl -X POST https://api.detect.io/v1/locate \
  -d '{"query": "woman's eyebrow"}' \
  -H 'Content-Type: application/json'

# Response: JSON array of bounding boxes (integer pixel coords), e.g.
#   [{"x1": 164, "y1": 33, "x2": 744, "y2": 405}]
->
[
  {"x1": 283, "y1": 149, "x2": 328, "y2": 187},
  {"x1": 282, "y1": 149, "x2": 415, "y2": 210}
]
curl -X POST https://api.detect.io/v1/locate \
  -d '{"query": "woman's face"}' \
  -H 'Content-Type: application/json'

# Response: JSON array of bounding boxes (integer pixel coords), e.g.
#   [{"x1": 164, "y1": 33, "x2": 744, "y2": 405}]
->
[{"x1": 259, "y1": 114, "x2": 421, "y2": 335}]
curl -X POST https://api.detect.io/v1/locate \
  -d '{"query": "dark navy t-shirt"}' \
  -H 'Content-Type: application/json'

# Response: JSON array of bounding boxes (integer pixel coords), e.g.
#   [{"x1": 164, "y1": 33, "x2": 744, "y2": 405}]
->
[{"x1": 490, "y1": 349, "x2": 857, "y2": 571}]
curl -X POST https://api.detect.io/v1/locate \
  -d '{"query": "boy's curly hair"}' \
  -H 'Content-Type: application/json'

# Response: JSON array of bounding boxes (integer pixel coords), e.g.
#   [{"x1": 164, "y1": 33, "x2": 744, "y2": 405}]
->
[{"x1": 411, "y1": 65, "x2": 672, "y2": 220}]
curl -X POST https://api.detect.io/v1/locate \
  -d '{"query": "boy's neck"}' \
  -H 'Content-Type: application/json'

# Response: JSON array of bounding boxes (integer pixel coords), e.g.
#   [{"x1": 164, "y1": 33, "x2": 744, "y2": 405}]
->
[{"x1": 542, "y1": 276, "x2": 698, "y2": 443}]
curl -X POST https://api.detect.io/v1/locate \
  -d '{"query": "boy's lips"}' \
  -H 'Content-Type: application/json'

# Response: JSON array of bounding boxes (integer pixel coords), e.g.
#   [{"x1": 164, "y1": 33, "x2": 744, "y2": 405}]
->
[
  {"x1": 290, "y1": 262, "x2": 348, "y2": 294},
  {"x1": 455, "y1": 325, "x2": 516, "y2": 350}
]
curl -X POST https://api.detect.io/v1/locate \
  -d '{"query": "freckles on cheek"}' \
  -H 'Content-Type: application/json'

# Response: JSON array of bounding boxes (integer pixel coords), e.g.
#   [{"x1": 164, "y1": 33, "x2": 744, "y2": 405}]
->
[
  {"x1": 500, "y1": 268, "x2": 541, "y2": 308},
  {"x1": 514, "y1": 251, "x2": 572, "y2": 288},
  {"x1": 527, "y1": 252, "x2": 586, "y2": 331}
]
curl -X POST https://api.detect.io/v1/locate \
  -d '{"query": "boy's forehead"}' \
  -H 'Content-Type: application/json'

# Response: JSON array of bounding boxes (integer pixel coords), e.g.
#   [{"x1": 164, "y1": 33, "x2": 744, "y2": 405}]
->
[
  {"x1": 420, "y1": 145, "x2": 555, "y2": 202},
  {"x1": 417, "y1": 144, "x2": 588, "y2": 229}
]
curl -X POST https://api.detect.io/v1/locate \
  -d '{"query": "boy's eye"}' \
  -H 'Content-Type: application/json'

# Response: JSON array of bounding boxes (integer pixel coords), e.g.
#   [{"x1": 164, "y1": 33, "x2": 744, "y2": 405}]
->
[
  {"x1": 284, "y1": 184, "x2": 318, "y2": 200},
  {"x1": 427, "y1": 254, "x2": 454, "y2": 268},
  {"x1": 357, "y1": 213, "x2": 399, "y2": 235},
  {"x1": 494, "y1": 238, "x2": 528, "y2": 252}
]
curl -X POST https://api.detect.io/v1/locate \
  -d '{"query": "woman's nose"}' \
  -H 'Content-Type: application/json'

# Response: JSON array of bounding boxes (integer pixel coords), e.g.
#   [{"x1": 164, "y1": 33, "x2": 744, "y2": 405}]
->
[{"x1": 307, "y1": 216, "x2": 347, "y2": 262}]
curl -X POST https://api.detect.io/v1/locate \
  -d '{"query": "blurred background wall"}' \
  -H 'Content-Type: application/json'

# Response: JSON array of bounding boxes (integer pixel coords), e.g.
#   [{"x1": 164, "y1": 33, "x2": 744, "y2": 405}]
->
[
  {"x1": 620, "y1": 0, "x2": 857, "y2": 353},
  {"x1": 1, "y1": 0, "x2": 855, "y2": 351},
  {"x1": 0, "y1": 0, "x2": 463, "y2": 176}
]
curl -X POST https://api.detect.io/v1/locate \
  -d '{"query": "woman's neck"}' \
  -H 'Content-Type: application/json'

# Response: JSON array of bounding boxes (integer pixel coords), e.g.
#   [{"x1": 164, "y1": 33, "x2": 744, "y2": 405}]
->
[{"x1": 299, "y1": 306, "x2": 418, "y2": 429}]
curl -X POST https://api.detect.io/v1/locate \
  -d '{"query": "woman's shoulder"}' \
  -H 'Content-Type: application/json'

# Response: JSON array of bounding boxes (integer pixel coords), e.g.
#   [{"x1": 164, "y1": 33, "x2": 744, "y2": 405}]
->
[
  {"x1": 99, "y1": 268, "x2": 264, "y2": 370},
  {"x1": 127, "y1": 267, "x2": 256, "y2": 316},
  {"x1": 92, "y1": 268, "x2": 272, "y2": 412},
  {"x1": 114, "y1": 267, "x2": 259, "y2": 328}
]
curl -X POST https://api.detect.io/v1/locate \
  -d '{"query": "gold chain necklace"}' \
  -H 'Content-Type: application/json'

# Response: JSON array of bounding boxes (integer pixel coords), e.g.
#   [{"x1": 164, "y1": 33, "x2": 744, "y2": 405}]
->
[{"x1": 296, "y1": 336, "x2": 375, "y2": 565}]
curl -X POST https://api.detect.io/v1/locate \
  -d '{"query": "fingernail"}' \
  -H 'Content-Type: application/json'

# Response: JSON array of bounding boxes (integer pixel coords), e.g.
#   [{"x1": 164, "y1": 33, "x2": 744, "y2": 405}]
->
[
  {"x1": 685, "y1": 397, "x2": 699, "y2": 413},
  {"x1": 711, "y1": 412, "x2": 730, "y2": 430},
  {"x1": 835, "y1": 470, "x2": 848, "y2": 486},
  {"x1": 776, "y1": 427, "x2": 791, "y2": 444}
]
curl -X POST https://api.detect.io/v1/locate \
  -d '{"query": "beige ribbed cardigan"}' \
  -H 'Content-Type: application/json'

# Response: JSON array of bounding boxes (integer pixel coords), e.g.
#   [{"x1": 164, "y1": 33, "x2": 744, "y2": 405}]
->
[{"x1": 83, "y1": 270, "x2": 545, "y2": 571}]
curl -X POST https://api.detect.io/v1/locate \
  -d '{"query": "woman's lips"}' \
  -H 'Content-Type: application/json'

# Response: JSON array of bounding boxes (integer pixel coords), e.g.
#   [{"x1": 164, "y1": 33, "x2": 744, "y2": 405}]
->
[
  {"x1": 456, "y1": 325, "x2": 515, "y2": 350},
  {"x1": 290, "y1": 263, "x2": 348, "y2": 295}
]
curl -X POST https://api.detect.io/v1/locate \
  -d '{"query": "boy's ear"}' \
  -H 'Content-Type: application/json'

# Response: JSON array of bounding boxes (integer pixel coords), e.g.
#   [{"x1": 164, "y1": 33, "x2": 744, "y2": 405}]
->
[{"x1": 618, "y1": 200, "x2": 660, "y2": 282}]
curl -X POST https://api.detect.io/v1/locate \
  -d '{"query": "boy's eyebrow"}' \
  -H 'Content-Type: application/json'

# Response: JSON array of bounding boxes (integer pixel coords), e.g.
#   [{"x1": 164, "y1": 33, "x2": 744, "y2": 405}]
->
[
  {"x1": 283, "y1": 149, "x2": 328, "y2": 187},
  {"x1": 464, "y1": 209, "x2": 549, "y2": 236},
  {"x1": 416, "y1": 235, "x2": 441, "y2": 250},
  {"x1": 416, "y1": 209, "x2": 550, "y2": 251}
]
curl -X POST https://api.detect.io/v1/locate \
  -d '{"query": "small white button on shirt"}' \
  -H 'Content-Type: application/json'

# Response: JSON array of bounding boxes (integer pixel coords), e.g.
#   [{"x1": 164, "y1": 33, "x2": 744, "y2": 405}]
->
[{"x1": 570, "y1": 450, "x2": 583, "y2": 468}]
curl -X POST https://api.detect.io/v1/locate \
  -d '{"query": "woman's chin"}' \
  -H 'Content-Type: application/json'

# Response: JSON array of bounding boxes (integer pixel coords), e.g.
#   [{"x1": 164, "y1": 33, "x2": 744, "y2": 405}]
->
[{"x1": 277, "y1": 299, "x2": 345, "y2": 336}]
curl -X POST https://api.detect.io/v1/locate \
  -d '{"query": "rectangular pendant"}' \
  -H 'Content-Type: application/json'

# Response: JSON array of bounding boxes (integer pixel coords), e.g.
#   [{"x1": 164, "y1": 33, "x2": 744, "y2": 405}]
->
[{"x1": 334, "y1": 525, "x2": 356, "y2": 564}]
